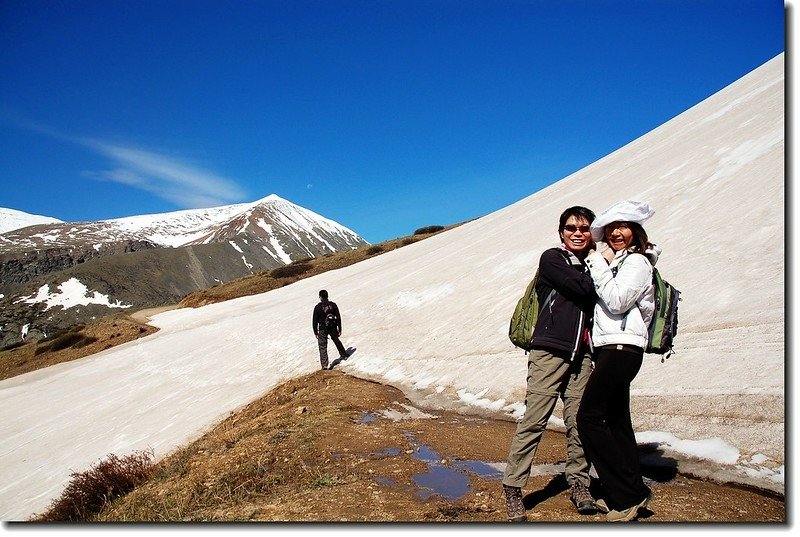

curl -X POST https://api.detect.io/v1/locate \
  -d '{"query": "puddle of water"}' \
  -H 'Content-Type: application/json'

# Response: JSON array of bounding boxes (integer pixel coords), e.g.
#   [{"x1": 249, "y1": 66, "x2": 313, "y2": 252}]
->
[
  {"x1": 455, "y1": 460, "x2": 504, "y2": 479},
  {"x1": 359, "y1": 412, "x2": 377, "y2": 424},
  {"x1": 413, "y1": 444, "x2": 440, "y2": 463},
  {"x1": 404, "y1": 432, "x2": 504, "y2": 501},
  {"x1": 414, "y1": 465, "x2": 471, "y2": 500}
]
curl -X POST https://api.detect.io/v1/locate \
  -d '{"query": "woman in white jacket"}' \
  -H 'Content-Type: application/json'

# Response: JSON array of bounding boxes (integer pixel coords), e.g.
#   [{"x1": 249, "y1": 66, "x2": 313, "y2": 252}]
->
[{"x1": 577, "y1": 200, "x2": 657, "y2": 522}]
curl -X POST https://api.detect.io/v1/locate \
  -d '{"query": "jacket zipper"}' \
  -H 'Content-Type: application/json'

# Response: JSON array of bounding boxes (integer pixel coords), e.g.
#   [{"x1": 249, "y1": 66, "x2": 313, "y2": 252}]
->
[{"x1": 570, "y1": 310, "x2": 584, "y2": 361}]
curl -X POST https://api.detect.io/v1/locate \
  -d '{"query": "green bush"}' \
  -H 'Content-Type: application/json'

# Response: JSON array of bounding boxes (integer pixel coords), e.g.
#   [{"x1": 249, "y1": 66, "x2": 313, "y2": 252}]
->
[
  {"x1": 35, "y1": 450, "x2": 154, "y2": 521},
  {"x1": 413, "y1": 225, "x2": 444, "y2": 235}
]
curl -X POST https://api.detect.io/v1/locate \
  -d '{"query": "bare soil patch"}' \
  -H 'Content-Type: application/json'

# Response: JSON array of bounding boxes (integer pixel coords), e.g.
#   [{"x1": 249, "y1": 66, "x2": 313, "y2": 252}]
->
[{"x1": 92, "y1": 371, "x2": 784, "y2": 523}]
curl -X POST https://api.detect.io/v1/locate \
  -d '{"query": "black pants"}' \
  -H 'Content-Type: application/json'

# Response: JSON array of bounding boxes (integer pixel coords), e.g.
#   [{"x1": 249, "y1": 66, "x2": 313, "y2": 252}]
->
[
  {"x1": 577, "y1": 346, "x2": 651, "y2": 511},
  {"x1": 317, "y1": 329, "x2": 347, "y2": 368}
]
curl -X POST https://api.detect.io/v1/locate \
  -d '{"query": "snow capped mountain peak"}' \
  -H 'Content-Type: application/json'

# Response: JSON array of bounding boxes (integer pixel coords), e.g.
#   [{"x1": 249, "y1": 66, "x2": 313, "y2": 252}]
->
[
  {"x1": 254, "y1": 193, "x2": 287, "y2": 204},
  {"x1": 0, "y1": 208, "x2": 63, "y2": 234},
  {"x1": 0, "y1": 195, "x2": 367, "y2": 254}
]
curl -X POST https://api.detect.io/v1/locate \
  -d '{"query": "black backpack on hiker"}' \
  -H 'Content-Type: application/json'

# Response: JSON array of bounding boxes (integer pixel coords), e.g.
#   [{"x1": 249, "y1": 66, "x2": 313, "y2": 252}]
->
[{"x1": 322, "y1": 303, "x2": 339, "y2": 332}]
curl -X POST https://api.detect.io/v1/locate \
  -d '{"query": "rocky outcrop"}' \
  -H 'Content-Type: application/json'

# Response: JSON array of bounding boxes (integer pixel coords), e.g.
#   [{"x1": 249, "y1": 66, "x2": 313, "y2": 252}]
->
[
  {"x1": 0, "y1": 240, "x2": 289, "y2": 348},
  {"x1": 0, "y1": 240, "x2": 157, "y2": 296}
]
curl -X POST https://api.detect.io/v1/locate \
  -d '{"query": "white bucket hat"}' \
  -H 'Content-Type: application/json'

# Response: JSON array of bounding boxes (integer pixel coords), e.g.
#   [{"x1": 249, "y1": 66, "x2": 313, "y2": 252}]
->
[{"x1": 590, "y1": 200, "x2": 655, "y2": 242}]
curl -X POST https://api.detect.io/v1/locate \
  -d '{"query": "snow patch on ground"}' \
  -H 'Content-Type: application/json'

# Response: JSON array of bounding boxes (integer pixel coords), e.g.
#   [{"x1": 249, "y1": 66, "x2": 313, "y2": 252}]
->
[{"x1": 16, "y1": 278, "x2": 132, "y2": 310}]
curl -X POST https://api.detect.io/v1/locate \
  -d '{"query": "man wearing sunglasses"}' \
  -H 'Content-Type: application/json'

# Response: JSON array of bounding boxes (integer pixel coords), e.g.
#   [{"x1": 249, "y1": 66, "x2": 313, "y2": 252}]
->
[{"x1": 502, "y1": 206, "x2": 600, "y2": 521}]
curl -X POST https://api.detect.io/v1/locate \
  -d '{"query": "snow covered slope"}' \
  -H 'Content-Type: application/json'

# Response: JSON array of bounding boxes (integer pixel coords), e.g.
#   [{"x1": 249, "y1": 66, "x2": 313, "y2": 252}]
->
[
  {"x1": 0, "y1": 208, "x2": 62, "y2": 234},
  {"x1": 0, "y1": 54, "x2": 784, "y2": 519}
]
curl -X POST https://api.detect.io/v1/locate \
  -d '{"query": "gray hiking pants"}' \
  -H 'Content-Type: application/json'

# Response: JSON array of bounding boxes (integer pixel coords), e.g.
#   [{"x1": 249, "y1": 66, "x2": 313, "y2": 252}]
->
[
  {"x1": 503, "y1": 348, "x2": 593, "y2": 489},
  {"x1": 317, "y1": 329, "x2": 347, "y2": 369}
]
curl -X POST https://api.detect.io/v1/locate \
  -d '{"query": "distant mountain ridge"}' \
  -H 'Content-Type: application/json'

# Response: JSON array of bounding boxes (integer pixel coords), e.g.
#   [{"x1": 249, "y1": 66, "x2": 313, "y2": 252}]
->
[
  {"x1": 0, "y1": 195, "x2": 368, "y2": 346},
  {"x1": 0, "y1": 194, "x2": 366, "y2": 259},
  {"x1": 0, "y1": 208, "x2": 63, "y2": 234}
]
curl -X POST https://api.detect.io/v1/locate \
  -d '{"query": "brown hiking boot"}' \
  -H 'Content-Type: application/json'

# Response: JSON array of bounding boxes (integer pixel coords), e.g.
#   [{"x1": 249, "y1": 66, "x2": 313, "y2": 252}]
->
[
  {"x1": 503, "y1": 484, "x2": 527, "y2": 522},
  {"x1": 570, "y1": 482, "x2": 598, "y2": 514}
]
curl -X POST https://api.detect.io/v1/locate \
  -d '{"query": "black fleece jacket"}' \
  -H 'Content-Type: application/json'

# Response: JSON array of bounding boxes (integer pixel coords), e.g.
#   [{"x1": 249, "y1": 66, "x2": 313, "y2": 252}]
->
[
  {"x1": 313, "y1": 300, "x2": 342, "y2": 335},
  {"x1": 530, "y1": 247, "x2": 597, "y2": 358}
]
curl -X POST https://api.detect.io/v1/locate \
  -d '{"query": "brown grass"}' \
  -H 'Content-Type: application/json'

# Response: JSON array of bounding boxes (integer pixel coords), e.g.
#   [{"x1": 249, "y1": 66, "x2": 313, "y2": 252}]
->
[{"x1": 34, "y1": 450, "x2": 155, "y2": 521}]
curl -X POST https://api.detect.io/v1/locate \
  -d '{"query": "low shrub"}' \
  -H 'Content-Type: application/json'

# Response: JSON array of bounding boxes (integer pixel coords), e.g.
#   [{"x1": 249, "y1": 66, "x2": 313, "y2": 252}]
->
[
  {"x1": 365, "y1": 245, "x2": 384, "y2": 256},
  {"x1": 72, "y1": 335, "x2": 98, "y2": 349},
  {"x1": 270, "y1": 263, "x2": 312, "y2": 279},
  {"x1": 35, "y1": 450, "x2": 154, "y2": 521},
  {"x1": 38, "y1": 327, "x2": 76, "y2": 343},
  {"x1": 413, "y1": 225, "x2": 444, "y2": 235},
  {"x1": 0, "y1": 341, "x2": 26, "y2": 352},
  {"x1": 34, "y1": 333, "x2": 99, "y2": 355},
  {"x1": 401, "y1": 238, "x2": 417, "y2": 246},
  {"x1": 48, "y1": 333, "x2": 91, "y2": 352}
]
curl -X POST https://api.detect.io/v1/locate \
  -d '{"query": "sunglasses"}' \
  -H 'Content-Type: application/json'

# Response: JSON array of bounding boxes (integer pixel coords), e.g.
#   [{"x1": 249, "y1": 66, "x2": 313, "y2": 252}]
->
[{"x1": 563, "y1": 224, "x2": 591, "y2": 233}]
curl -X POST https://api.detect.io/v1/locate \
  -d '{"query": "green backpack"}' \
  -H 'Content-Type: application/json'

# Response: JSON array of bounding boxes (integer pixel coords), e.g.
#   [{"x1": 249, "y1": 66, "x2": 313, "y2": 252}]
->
[
  {"x1": 646, "y1": 267, "x2": 681, "y2": 361},
  {"x1": 616, "y1": 256, "x2": 682, "y2": 361},
  {"x1": 508, "y1": 271, "x2": 556, "y2": 352}
]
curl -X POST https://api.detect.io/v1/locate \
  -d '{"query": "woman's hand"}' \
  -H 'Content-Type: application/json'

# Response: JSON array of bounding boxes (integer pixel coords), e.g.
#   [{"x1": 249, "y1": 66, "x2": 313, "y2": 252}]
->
[{"x1": 596, "y1": 241, "x2": 615, "y2": 263}]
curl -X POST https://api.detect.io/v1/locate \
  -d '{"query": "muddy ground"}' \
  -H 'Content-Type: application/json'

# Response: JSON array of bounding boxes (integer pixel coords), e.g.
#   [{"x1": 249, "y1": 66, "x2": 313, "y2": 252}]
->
[{"x1": 95, "y1": 369, "x2": 785, "y2": 524}]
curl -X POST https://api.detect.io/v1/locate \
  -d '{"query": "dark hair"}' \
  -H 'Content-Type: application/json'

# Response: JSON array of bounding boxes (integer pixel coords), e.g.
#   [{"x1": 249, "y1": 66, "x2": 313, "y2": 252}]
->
[
  {"x1": 626, "y1": 222, "x2": 650, "y2": 253},
  {"x1": 319, "y1": 289, "x2": 328, "y2": 299},
  {"x1": 558, "y1": 206, "x2": 595, "y2": 242}
]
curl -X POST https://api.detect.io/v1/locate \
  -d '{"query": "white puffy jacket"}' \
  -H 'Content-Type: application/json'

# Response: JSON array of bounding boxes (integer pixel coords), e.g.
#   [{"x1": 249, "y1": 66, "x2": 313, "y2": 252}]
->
[{"x1": 585, "y1": 247, "x2": 656, "y2": 350}]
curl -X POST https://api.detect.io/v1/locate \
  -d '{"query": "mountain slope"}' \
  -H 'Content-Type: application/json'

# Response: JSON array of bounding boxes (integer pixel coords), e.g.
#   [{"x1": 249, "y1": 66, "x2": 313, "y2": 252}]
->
[
  {"x1": 0, "y1": 208, "x2": 62, "y2": 234},
  {"x1": 0, "y1": 54, "x2": 784, "y2": 520},
  {"x1": 0, "y1": 195, "x2": 368, "y2": 346}
]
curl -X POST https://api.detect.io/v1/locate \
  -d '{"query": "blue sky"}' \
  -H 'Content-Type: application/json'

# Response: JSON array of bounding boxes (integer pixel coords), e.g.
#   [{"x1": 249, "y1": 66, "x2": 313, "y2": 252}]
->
[{"x1": 0, "y1": 0, "x2": 784, "y2": 243}]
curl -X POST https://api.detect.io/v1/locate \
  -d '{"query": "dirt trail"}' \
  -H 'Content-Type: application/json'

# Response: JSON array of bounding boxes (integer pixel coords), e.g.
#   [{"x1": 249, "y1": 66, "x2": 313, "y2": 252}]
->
[{"x1": 128, "y1": 305, "x2": 179, "y2": 324}]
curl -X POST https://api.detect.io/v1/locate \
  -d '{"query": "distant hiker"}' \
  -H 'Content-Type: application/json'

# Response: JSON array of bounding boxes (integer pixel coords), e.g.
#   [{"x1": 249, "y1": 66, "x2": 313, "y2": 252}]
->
[
  {"x1": 313, "y1": 289, "x2": 350, "y2": 370},
  {"x1": 577, "y1": 200, "x2": 659, "y2": 522},
  {"x1": 502, "y1": 206, "x2": 600, "y2": 522}
]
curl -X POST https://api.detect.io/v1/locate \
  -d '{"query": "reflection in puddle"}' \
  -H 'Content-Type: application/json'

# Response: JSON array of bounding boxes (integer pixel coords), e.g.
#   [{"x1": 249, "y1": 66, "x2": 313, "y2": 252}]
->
[
  {"x1": 363, "y1": 429, "x2": 510, "y2": 502},
  {"x1": 455, "y1": 460, "x2": 504, "y2": 479},
  {"x1": 404, "y1": 432, "x2": 504, "y2": 501},
  {"x1": 359, "y1": 412, "x2": 378, "y2": 424},
  {"x1": 414, "y1": 464, "x2": 471, "y2": 500}
]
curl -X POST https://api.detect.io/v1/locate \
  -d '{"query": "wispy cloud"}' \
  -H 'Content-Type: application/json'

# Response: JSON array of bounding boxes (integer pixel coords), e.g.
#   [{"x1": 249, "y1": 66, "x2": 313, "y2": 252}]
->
[
  {"x1": 81, "y1": 139, "x2": 248, "y2": 208},
  {"x1": 17, "y1": 120, "x2": 248, "y2": 208}
]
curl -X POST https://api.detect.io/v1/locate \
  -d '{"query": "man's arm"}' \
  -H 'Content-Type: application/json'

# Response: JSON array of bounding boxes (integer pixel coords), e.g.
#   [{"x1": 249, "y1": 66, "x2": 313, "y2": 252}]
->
[
  {"x1": 537, "y1": 249, "x2": 596, "y2": 302},
  {"x1": 333, "y1": 303, "x2": 343, "y2": 334}
]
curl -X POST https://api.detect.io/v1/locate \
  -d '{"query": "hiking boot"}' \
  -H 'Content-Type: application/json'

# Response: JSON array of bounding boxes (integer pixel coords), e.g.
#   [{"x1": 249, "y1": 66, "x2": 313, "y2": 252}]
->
[
  {"x1": 570, "y1": 482, "x2": 597, "y2": 514},
  {"x1": 502, "y1": 485, "x2": 527, "y2": 522},
  {"x1": 606, "y1": 493, "x2": 651, "y2": 522}
]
